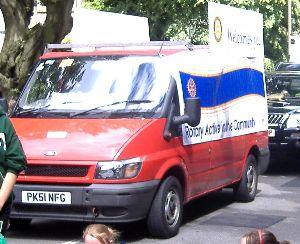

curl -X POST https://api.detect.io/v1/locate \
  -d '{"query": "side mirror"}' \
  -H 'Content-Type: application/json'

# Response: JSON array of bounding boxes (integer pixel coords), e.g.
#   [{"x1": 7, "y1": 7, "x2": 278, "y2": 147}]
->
[
  {"x1": 0, "y1": 98, "x2": 8, "y2": 114},
  {"x1": 173, "y1": 97, "x2": 201, "y2": 127}
]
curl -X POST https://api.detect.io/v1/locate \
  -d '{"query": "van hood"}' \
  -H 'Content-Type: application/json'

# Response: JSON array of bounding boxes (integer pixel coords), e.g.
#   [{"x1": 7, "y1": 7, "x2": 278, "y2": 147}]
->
[{"x1": 11, "y1": 118, "x2": 151, "y2": 161}]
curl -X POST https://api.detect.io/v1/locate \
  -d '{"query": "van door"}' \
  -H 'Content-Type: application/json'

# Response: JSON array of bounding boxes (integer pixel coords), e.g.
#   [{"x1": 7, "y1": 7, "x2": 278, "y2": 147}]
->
[
  {"x1": 209, "y1": 136, "x2": 245, "y2": 189},
  {"x1": 170, "y1": 84, "x2": 211, "y2": 198},
  {"x1": 182, "y1": 142, "x2": 211, "y2": 197}
]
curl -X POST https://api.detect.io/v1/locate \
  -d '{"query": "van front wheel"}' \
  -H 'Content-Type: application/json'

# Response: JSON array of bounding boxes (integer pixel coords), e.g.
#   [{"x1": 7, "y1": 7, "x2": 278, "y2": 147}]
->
[
  {"x1": 234, "y1": 154, "x2": 258, "y2": 202},
  {"x1": 147, "y1": 176, "x2": 183, "y2": 238}
]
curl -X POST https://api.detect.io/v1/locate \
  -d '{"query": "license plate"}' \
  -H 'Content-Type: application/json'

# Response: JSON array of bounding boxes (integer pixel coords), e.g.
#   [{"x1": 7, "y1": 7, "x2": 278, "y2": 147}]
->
[
  {"x1": 268, "y1": 129, "x2": 275, "y2": 137},
  {"x1": 22, "y1": 191, "x2": 71, "y2": 204}
]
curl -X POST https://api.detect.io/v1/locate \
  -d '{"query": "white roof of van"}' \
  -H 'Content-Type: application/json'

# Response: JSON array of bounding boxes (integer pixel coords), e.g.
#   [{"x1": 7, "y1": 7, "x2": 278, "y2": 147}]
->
[{"x1": 165, "y1": 48, "x2": 264, "y2": 75}]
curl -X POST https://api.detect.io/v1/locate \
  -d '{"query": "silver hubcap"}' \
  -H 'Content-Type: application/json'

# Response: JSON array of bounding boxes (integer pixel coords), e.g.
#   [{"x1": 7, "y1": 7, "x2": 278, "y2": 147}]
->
[
  {"x1": 164, "y1": 189, "x2": 180, "y2": 227},
  {"x1": 247, "y1": 165, "x2": 256, "y2": 194}
]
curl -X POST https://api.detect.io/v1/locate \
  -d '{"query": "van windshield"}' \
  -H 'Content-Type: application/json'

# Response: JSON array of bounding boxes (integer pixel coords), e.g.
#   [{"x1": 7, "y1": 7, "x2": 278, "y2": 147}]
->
[
  {"x1": 266, "y1": 75, "x2": 300, "y2": 102},
  {"x1": 14, "y1": 56, "x2": 171, "y2": 118},
  {"x1": 276, "y1": 63, "x2": 300, "y2": 72}
]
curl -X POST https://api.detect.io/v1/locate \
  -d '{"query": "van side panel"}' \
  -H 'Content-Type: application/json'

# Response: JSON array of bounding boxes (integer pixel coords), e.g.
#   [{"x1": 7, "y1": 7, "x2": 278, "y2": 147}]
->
[
  {"x1": 179, "y1": 64, "x2": 268, "y2": 190},
  {"x1": 209, "y1": 136, "x2": 245, "y2": 189},
  {"x1": 178, "y1": 141, "x2": 211, "y2": 196},
  {"x1": 115, "y1": 119, "x2": 211, "y2": 200},
  {"x1": 180, "y1": 68, "x2": 266, "y2": 146}
]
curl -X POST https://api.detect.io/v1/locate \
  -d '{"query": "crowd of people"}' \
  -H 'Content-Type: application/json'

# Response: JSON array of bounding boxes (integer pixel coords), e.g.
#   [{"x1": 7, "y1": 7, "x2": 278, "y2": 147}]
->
[
  {"x1": 80, "y1": 224, "x2": 292, "y2": 244},
  {"x1": 81, "y1": 224, "x2": 291, "y2": 244},
  {"x1": 0, "y1": 220, "x2": 291, "y2": 244}
]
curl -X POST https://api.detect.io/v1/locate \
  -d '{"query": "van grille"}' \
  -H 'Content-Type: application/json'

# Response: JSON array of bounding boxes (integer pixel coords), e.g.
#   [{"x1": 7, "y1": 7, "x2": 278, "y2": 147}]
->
[
  {"x1": 268, "y1": 113, "x2": 284, "y2": 124},
  {"x1": 24, "y1": 165, "x2": 89, "y2": 177}
]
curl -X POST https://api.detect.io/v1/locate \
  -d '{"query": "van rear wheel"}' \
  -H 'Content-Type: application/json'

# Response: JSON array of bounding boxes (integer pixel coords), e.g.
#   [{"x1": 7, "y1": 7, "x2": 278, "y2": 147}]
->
[
  {"x1": 234, "y1": 154, "x2": 258, "y2": 202},
  {"x1": 147, "y1": 176, "x2": 183, "y2": 238}
]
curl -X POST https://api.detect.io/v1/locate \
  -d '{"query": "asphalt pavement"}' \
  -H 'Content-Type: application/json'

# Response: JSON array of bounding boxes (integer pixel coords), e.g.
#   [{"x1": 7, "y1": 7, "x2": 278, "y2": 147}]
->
[{"x1": 6, "y1": 157, "x2": 300, "y2": 244}]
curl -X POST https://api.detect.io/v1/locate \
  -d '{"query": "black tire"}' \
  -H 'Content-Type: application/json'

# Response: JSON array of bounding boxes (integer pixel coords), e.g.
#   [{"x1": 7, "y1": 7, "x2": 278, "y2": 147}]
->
[
  {"x1": 9, "y1": 218, "x2": 32, "y2": 230},
  {"x1": 234, "y1": 154, "x2": 258, "y2": 202},
  {"x1": 147, "y1": 176, "x2": 183, "y2": 238}
]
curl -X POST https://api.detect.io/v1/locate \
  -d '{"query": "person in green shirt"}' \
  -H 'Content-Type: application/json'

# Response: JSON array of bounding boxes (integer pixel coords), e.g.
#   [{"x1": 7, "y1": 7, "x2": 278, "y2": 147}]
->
[
  {"x1": 0, "y1": 107, "x2": 27, "y2": 236},
  {"x1": 0, "y1": 234, "x2": 7, "y2": 244}
]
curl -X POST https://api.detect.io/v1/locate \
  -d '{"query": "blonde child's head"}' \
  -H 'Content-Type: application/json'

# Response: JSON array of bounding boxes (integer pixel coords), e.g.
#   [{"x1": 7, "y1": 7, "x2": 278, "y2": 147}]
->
[{"x1": 83, "y1": 224, "x2": 119, "y2": 244}]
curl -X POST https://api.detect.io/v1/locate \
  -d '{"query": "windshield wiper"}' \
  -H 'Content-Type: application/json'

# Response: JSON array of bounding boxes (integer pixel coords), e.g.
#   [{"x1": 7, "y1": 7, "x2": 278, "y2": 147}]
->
[
  {"x1": 15, "y1": 101, "x2": 80, "y2": 116},
  {"x1": 15, "y1": 104, "x2": 52, "y2": 115},
  {"x1": 70, "y1": 99, "x2": 153, "y2": 118}
]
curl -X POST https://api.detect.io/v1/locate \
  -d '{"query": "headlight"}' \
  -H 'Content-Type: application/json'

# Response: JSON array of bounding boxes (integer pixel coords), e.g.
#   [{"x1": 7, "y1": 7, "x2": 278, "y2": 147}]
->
[
  {"x1": 95, "y1": 158, "x2": 142, "y2": 179},
  {"x1": 286, "y1": 113, "x2": 300, "y2": 128}
]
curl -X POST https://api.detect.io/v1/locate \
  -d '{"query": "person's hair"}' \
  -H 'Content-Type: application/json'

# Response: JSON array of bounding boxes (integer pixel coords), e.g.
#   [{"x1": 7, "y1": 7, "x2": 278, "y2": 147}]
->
[
  {"x1": 242, "y1": 229, "x2": 291, "y2": 244},
  {"x1": 83, "y1": 224, "x2": 119, "y2": 244}
]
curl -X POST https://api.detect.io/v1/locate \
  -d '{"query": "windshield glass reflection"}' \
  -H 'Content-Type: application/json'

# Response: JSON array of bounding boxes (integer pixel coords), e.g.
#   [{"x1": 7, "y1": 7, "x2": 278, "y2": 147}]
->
[{"x1": 16, "y1": 56, "x2": 171, "y2": 118}]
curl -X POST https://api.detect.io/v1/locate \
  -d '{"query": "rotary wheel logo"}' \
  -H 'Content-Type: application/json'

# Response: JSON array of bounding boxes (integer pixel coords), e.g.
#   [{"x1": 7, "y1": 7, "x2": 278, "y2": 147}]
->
[
  {"x1": 187, "y1": 78, "x2": 196, "y2": 97},
  {"x1": 214, "y1": 17, "x2": 222, "y2": 42}
]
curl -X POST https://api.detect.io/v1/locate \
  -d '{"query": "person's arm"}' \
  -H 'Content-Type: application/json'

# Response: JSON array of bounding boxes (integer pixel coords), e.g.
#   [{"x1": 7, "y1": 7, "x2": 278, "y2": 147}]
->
[
  {"x1": 0, "y1": 116, "x2": 27, "y2": 211},
  {"x1": 0, "y1": 172, "x2": 17, "y2": 211}
]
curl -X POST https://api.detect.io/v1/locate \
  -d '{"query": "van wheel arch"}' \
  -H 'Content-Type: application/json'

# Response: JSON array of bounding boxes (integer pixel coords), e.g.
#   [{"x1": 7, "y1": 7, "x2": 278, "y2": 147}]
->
[
  {"x1": 249, "y1": 146, "x2": 259, "y2": 164},
  {"x1": 161, "y1": 166, "x2": 186, "y2": 199}
]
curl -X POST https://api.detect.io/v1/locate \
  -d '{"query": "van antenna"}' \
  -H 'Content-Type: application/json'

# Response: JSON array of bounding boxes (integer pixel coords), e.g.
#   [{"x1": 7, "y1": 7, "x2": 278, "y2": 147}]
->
[
  {"x1": 186, "y1": 42, "x2": 193, "y2": 51},
  {"x1": 158, "y1": 39, "x2": 165, "y2": 57}
]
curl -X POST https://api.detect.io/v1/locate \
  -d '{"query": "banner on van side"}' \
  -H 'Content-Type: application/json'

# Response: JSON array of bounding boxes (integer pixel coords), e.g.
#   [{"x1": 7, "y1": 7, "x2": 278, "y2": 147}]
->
[
  {"x1": 208, "y1": 2, "x2": 264, "y2": 58},
  {"x1": 180, "y1": 67, "x2": 267, "y2": 146}
]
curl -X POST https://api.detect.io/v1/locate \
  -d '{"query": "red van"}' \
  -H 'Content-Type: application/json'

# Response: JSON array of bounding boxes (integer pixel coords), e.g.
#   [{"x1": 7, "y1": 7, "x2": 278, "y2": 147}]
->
[{"x1": 10, "y1": 42, "x2": 269, "y2": 238}]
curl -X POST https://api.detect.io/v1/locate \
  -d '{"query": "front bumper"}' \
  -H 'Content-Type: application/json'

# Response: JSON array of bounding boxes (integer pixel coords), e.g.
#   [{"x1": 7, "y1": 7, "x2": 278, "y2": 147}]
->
[
  {"x1": 269, "y1": 127, "x2": 300, "y2": 155},
  {"x1": 10, "y1": 180, "x2": 160, "y2": 223}
]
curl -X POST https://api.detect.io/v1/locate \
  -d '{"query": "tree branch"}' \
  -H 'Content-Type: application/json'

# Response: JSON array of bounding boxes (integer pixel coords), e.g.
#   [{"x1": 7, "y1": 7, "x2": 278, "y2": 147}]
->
[
  {"x1": 43, "y1": 0, "x2": 74, "y2": 43},
  {"x1": 0, "y1": 0, "x2": 74, "y2": 98}
]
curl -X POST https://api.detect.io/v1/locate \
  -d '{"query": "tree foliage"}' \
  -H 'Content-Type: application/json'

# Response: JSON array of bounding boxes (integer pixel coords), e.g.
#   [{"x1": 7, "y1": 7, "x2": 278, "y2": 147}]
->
[
  {"x1": 83, "y1": 0, "x2": 300, "y2": 63},
  {"x1": 0, "y1": 0, "x2": 74, "y2": 99}
]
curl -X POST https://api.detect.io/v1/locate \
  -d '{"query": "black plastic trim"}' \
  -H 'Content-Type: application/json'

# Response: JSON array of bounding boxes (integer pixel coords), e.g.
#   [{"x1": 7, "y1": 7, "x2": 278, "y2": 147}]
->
[{"x1": 10, "y1": 180, "x2": 160, "y2": 223}]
